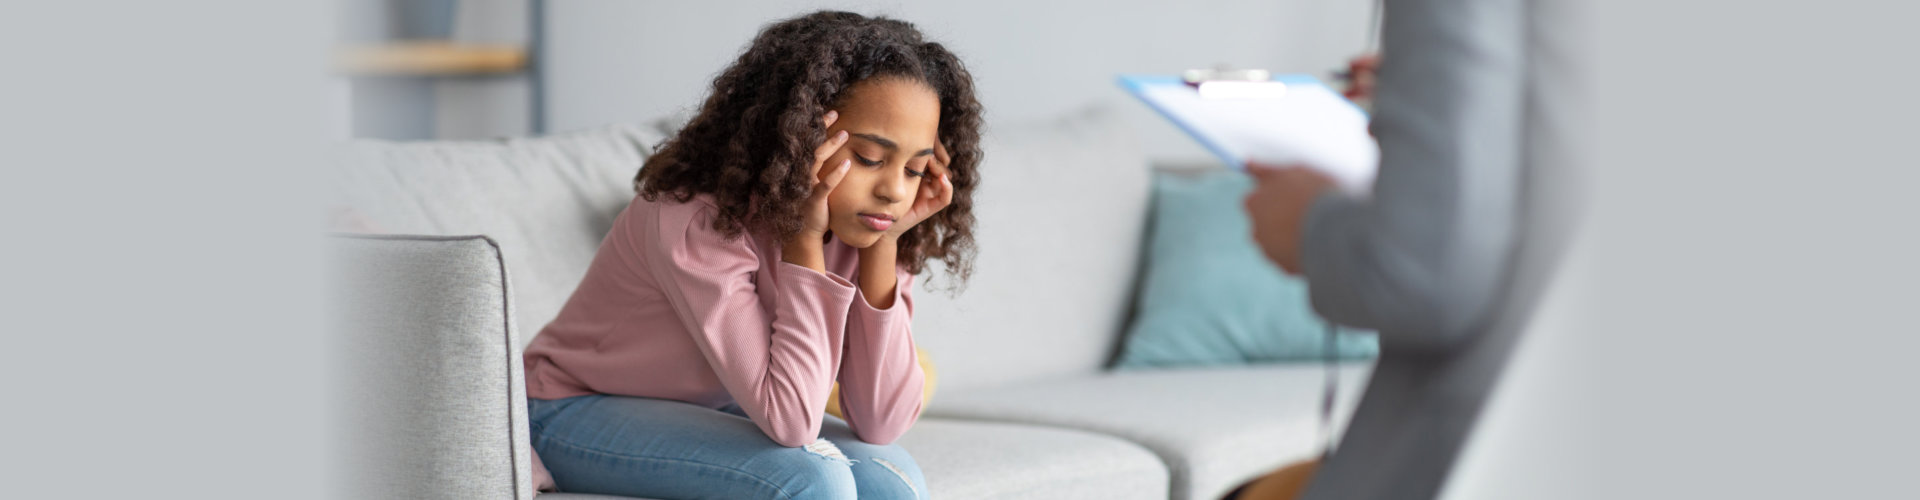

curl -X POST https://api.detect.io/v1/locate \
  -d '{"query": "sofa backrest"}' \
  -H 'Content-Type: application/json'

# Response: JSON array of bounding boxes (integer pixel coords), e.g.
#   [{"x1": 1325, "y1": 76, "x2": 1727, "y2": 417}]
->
[
  {"x1": 329, "y1": 107, "x2": 1152, "y2": 390},
  {"x1": 329, "y1": 124, "x2": 666, "y2": 346},
  {"x1": 910, "y1": 106, "x2": 1152, "y2": 390}
]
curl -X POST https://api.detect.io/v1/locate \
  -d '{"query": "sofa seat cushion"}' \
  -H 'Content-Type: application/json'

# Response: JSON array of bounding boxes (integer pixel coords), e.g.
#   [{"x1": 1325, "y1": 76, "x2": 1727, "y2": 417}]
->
[
  {"x1": 923, "y1": 364, "x2": 1374, "y2": 500},
  {"x1": 528, "y1": 418, "x2": 1165, "y2": 500},
  {"x1": 898, "y1": 418, "x2": 1168, "y2": 500}
]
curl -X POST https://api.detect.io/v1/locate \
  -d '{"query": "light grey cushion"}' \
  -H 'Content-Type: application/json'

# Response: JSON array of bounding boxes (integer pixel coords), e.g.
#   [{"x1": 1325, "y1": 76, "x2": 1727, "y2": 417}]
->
[
  {"x1": 328, "y1": 234, "x2": 535, "y2": 500},
  {"x1": 911, "y1": 105, "x2": 1153, "y2": 391},
  {"x1": 924, "y1": 364, "x2": 1374, "y2": 500},
  {"x1": 329, "y1": 124, "x2": 668, "y2": 348},
  {"x1": 898, "y1": 418, "x2": 1169, "y2": 499}
]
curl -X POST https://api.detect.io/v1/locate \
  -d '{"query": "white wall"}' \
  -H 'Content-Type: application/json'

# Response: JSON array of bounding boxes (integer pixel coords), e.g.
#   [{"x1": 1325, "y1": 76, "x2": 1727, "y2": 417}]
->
[{"x1": 544, "y1": 0, "x2": 1377, "y2": 164}]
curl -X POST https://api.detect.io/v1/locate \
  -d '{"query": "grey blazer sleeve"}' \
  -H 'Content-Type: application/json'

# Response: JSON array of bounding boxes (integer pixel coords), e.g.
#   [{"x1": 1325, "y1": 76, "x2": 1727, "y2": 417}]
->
[{"x1": 1299, "y1": 0, "x2": 1527, "y2": 352}]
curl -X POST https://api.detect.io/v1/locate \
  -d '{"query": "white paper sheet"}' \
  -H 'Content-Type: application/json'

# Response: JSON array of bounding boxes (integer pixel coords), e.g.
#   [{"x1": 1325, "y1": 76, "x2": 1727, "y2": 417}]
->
[{"x1": 1124, "y1": 75, "x2": 1379, "y2": 195}]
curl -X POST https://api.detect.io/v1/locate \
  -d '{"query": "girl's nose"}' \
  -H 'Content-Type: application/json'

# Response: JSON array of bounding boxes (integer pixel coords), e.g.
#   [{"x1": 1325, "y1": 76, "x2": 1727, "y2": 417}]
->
[{"x1": 875, "y1": 170, "x2": 911, "y2": 203}]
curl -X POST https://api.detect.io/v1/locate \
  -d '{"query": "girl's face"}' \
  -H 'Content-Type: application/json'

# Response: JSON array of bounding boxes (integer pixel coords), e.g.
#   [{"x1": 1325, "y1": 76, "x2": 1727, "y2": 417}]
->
[{"x1": 820, "y1": 77, "x2": 942, "y2": 248}]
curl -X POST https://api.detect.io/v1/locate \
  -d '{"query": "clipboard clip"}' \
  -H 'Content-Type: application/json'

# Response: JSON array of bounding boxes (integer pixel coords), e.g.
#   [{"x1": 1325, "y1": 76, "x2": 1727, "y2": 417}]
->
[{"x1": 1181, "y1": 68, "x2": 1287, "y2": 100}]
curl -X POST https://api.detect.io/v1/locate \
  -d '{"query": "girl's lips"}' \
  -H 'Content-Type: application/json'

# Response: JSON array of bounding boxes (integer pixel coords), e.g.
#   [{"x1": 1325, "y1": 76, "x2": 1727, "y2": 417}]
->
[{"x1": 858, "y1": 213, "x2": 894, "y2": 231}]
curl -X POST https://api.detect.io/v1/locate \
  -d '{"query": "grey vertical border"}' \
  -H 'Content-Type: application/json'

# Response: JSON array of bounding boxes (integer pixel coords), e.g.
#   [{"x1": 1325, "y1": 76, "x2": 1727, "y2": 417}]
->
[{"x1": 529, "y1": 0, "x2": 547, "y2": 135}]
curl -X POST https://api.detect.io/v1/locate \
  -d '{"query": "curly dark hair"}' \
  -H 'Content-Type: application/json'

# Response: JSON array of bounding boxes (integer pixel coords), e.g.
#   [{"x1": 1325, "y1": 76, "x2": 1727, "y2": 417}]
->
[{"x1": 634, "y1": 10, "x2": 982, "y2": 287}]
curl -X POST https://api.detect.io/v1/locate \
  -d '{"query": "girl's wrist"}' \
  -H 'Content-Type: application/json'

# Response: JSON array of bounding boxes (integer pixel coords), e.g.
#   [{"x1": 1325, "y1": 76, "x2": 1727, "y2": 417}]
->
[
  {"x1": 782, "y1": 233, "x2": 827, "y2": 273},
  {"x1": 856, "y1": 236, "x2": 898, "y2": 308}
]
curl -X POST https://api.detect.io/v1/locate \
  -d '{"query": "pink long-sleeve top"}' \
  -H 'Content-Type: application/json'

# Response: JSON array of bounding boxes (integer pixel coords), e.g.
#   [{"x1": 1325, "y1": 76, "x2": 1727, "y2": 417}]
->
[{"x1": 523, "y1": 193, "x2": 927, "y2": 454}]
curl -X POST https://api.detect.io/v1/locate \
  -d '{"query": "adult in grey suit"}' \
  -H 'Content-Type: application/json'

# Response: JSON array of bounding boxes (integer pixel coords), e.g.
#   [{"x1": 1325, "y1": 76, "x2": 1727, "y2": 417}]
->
[{"x1": 1241, "y1": 0, "x2": 1584, "y2": 498}]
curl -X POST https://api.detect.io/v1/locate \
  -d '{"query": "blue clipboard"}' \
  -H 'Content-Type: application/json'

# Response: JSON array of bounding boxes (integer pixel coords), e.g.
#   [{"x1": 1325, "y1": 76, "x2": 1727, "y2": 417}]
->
[{"x1": 1117, "y1": 73, "x2": 1378, "y2": 192}]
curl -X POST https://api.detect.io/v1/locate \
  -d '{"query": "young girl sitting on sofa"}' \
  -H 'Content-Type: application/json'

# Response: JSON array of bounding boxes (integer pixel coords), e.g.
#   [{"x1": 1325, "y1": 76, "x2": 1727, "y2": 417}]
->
[{"x1": 519, "y1": 10, "x2": 982, "y2": 500}]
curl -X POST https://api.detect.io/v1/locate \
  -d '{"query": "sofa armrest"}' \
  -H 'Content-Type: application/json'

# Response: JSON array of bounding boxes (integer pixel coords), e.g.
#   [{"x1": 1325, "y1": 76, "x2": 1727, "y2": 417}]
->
[{"x1": 328, "y1": 234, "x2": 535, "y2": 500}]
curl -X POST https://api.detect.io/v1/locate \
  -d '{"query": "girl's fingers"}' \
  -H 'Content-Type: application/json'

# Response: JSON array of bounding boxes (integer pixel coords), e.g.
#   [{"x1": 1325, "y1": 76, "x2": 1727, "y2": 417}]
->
[
  {"x1": 809, "y1": 110, "x2": 845, "y2": 177},
  {"x1": 928, "y1": 148, "x2": 952, "y2": 178},
  {"x1": 938, "y1": 171, "x2": 954, "y2": 206},
  {"x1": 917, "y1": 171, "x2": 953, "y2": 213},
  {"x1": 813, "y1": 130, "x2": 849, "y2": 171},
  {"x1": 816, "y1": 158, "x2": 852, "y2": 196}
]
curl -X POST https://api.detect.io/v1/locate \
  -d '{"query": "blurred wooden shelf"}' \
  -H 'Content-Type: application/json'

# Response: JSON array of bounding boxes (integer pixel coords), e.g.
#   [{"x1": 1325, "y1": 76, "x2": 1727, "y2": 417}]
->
[{"x1": 334, "y1": 41, "x2": 526, "y2": 76}]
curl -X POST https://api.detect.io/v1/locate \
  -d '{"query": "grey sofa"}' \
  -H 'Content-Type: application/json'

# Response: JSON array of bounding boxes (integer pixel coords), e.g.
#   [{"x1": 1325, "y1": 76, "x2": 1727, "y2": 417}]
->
[{"x1": 327, "y1": 107, "x2": 1372, "y2": 500}]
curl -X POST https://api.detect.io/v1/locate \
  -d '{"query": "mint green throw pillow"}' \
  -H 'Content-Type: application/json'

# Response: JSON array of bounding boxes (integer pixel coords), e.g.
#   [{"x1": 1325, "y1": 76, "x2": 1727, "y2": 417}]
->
[{"x1": 1115, "y1": 171, "x2": 1378, "y2": 368}]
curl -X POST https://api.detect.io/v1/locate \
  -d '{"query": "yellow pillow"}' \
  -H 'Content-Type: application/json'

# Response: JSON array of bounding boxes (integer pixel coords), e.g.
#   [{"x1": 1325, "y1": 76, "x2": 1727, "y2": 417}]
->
[{"x1": 825, "y1": 347, "x2": 937, "y2": 419}]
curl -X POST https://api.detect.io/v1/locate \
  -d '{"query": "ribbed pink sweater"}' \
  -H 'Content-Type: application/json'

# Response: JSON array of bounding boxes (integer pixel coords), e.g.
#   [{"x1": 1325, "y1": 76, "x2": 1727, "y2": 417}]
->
[{"x1": 520, "y1": 193, "x2": 927, "y2": 486}]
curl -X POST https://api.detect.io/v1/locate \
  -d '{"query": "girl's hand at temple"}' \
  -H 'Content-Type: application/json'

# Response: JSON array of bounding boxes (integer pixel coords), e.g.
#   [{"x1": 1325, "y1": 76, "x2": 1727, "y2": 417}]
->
[
  {"x1": 787, "y1": 110, "x2": 853, "y2": 272},
  {"x1": 881, "y1": 141, "x2": 954, "y2": 243},
  {"x1": 803, "y1": 111, "x2": 855, "y2": 237}
]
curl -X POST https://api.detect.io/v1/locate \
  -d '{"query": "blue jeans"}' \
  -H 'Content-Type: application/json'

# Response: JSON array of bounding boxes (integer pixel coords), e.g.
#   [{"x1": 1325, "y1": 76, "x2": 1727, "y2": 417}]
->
[{"x1": 528, "y1": 394, "x2": 930, "y2": 499}]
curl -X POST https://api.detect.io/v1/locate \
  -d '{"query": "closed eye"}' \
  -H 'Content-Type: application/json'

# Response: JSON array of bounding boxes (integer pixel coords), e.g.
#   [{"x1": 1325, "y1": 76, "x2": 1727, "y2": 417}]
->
[
  {"x1": 906, "y1": 168, "x2": 925, "y2": 178},
  {"x1": 854, "y1": 154, "x2": 883, "y2": 167}
]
